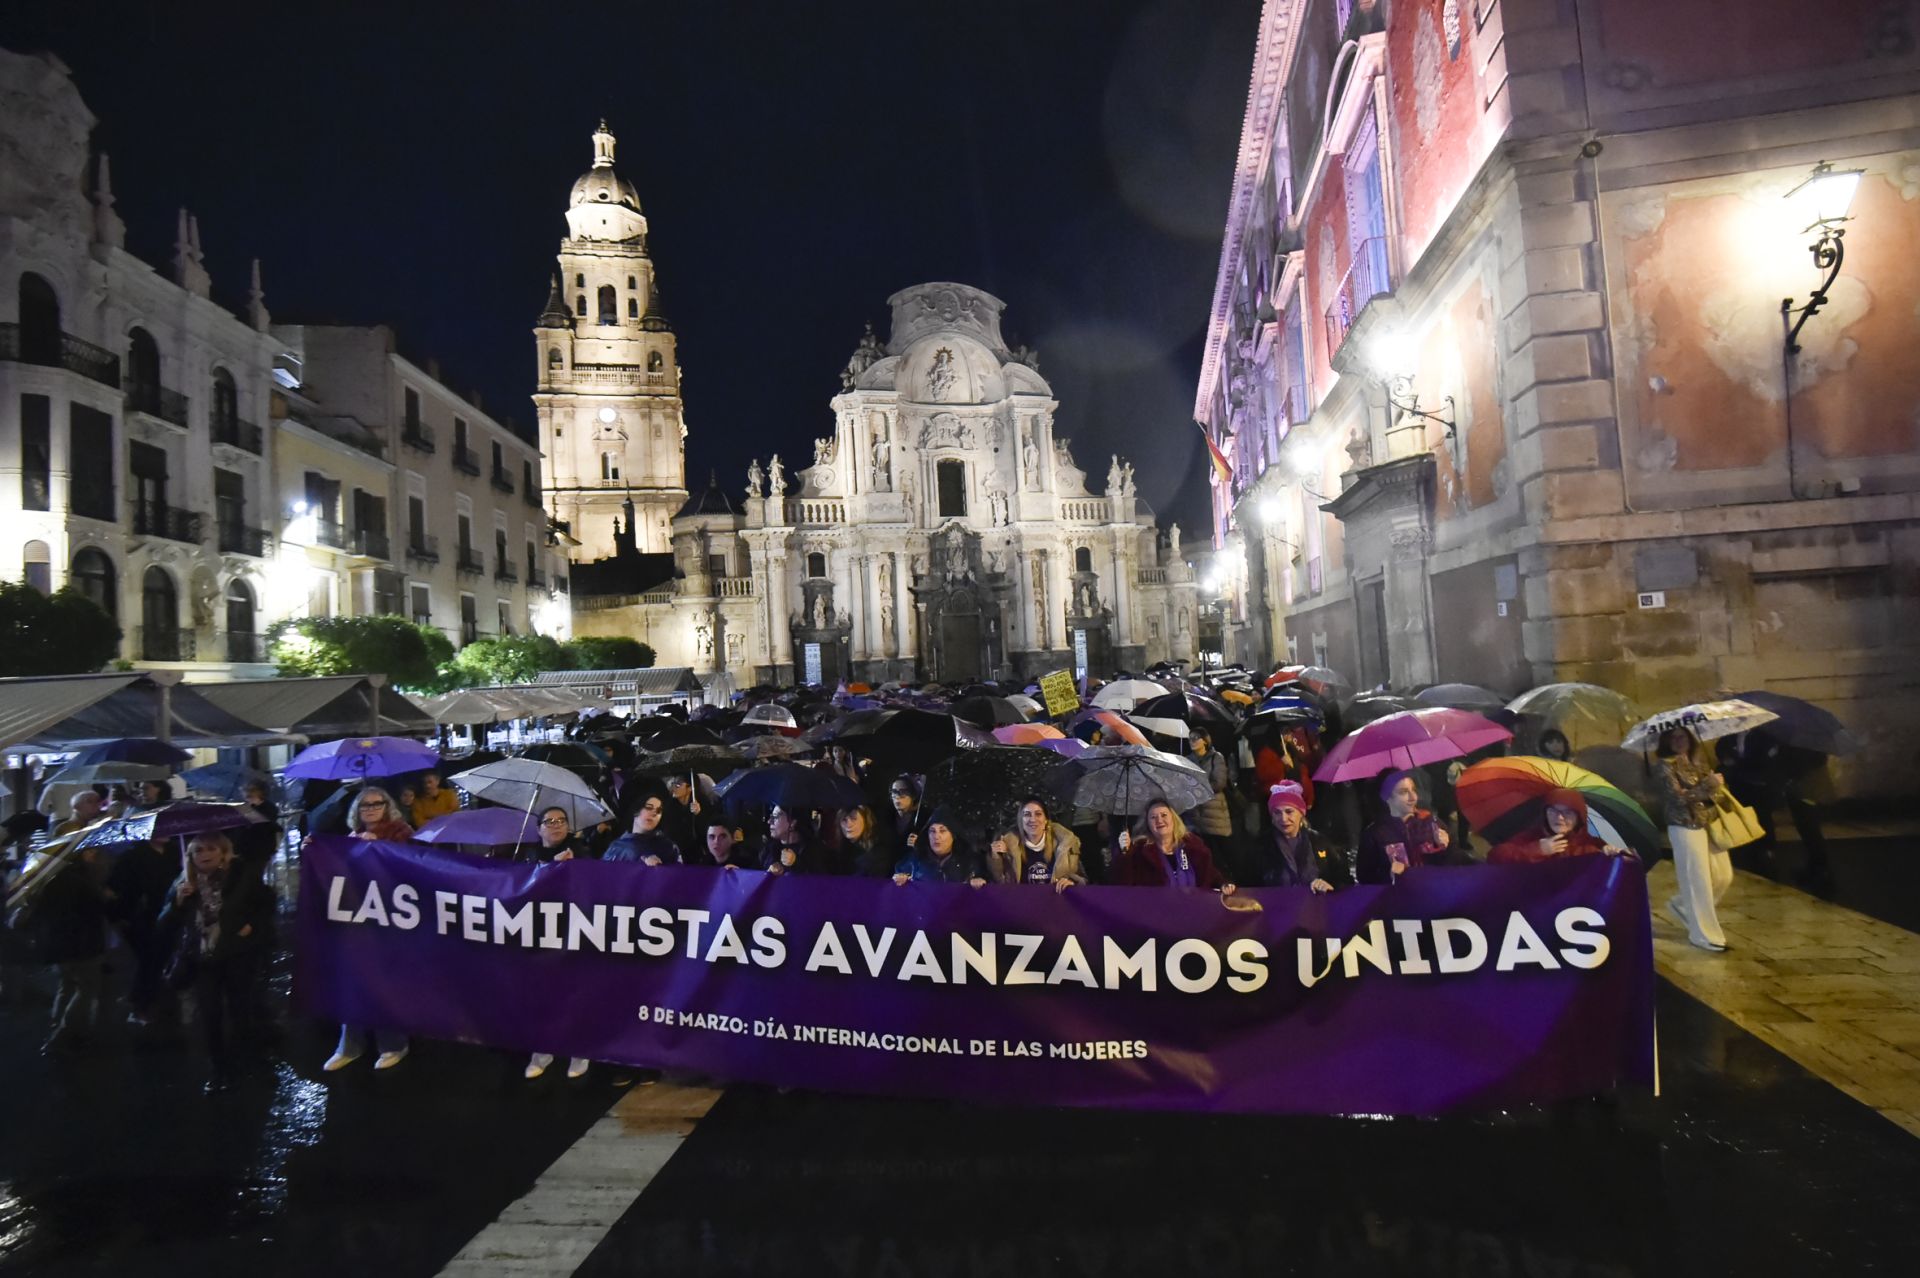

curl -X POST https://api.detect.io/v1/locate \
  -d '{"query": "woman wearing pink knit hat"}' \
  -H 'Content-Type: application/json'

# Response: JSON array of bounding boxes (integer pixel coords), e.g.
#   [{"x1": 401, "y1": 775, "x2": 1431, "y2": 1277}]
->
[{"x1": 1249, "y1": 782, "x2": 1348, "y2": 891}]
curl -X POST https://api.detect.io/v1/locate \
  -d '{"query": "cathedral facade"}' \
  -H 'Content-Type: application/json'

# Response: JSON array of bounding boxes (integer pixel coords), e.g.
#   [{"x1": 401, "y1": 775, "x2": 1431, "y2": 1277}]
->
[{"x1": 565, "y1": 284, "x2": 1198, "y2": 689}]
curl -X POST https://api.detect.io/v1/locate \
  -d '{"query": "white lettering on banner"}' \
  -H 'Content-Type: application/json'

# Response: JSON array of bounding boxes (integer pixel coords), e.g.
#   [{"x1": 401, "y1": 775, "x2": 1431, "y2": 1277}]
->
[{"x1": 321, "y1": 873, "x2": 1619, "y2": 995}]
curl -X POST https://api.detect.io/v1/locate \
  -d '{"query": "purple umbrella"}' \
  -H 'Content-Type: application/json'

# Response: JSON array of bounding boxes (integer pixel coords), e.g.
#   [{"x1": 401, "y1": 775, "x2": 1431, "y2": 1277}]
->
[
  {"x1": 413, "y1": 808, "x2": 541, "y2": 850},
  {"x1": 1036, "y1": 737, "x2": 1089, "y2": 760},
  {"x1": 75, "y1": 801, "x2": 264, "y2": 850},
  {"x1": 1313, "y1": 709, "x2": 1513, "y2": 783},
  {"x1": 284, "y1": 736, "x2": 439, "y2": 781}
]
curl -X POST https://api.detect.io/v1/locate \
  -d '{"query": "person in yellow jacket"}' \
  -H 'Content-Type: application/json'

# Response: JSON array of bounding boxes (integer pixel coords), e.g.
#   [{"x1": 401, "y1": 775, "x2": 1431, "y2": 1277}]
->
[{"x1": 408, "y1": 771, "x2": 459, "y2": 828}]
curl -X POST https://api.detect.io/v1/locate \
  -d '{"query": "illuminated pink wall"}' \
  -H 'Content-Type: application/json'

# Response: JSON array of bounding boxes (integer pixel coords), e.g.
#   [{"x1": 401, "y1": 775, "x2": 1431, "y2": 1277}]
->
[{"x1": 1386, "y1": 0, "x2": 1496, "y2": 265}]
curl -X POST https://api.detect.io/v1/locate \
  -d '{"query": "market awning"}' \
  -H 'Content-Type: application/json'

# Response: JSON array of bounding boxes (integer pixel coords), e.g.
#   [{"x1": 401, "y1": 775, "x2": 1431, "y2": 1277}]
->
[
  {"x1": 0, "y1": 673, "x2": 143, "y2": 754},
  {"x1": 190, "y1": 676, "x2": 435, "y2": 739},
  {"x1": 4, "y1": 673, "x2": 291, "y2": 751}
]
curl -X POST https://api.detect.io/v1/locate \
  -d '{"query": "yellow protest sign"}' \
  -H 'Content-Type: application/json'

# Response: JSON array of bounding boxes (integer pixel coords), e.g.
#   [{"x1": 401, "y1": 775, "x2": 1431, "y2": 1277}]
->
[{"x1": 1038, "y1": 669, "x2": 1080, "y2": 719}]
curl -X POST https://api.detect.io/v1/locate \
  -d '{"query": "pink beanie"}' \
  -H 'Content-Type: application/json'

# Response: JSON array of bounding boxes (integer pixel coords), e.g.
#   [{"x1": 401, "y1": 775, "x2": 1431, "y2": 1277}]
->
[{"x1": 1267, "y1": 781, "x2": 1308, "y2": 817}]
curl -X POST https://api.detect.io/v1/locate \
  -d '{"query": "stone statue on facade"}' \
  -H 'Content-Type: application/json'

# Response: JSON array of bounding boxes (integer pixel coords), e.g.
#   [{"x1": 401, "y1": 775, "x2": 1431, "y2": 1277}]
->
[
  {"x1": 1107, "y1": 456, "x2": 1123, "y2": 494},
  {"x1": 879, "y1": 558, "x2": 895, "y2": 636},
  {"x1": 1022, "y1": 431, "x2": 1040, "y2": 490},
  {"x1": 1120, "y1": 461, "x2": 1136, "y2": 497},
  {"x1": 695, "y1": 622, "x2": 713, "y2": 657},
  {"x1": 1030, "y1": 552, "x2": 1048, "y2": 647},
  {"x1": 946, "y1": 538, "x2": 967, "y2": 580},
  {"x1": 927, "y1": 347, "x2": 957, "y2": 400},
  {"x1": 768, "y1": 454, "x2": 786, "y2": 495},
  {"x1": 841, "y1": 323, "x2": 883, "y2": 389},
  {"x1": 1010, "y1": 343, "x2": 1040, "y2": 370},
  {"x1": 811, "y1": 593, "x2": 828, "y2": 630},
  {"x1": 814, "y1": 436, "x2": 835, "y2": 468},
  {"x1": 871, "y1": 427, "x2": 891, "y2": 491},
  {"x1": 989, "y1": 488, "x2": 1009, "y2": 527},
  {"x1": 746, "y1": 458, "x2": 764, "y2": 500},
  {"x1": 1168, "y1": 522, "x2": 1182, "y2": 558}
]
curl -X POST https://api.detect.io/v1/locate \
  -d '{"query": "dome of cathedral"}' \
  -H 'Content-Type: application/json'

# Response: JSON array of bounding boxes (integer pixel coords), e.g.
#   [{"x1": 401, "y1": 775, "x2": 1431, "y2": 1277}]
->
[
  {"x1": 569, "y1": 121, "x2": 642, "y2": 213},
  {"x1": 894, "y1": 333, "x2": 1007, "y2": 405}
]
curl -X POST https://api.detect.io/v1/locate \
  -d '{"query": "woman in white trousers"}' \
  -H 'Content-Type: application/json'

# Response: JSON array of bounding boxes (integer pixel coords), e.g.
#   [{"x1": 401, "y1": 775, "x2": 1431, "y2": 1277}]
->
[{"x1": 1655, "y1": 726, "x2": 1733, "y2": 951}]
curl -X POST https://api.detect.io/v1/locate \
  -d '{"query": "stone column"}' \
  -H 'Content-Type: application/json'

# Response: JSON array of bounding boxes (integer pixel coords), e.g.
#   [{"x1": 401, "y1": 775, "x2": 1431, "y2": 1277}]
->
[
  {"x1": 889, "y1": 552, "x2": 908, "y2": 660},
  {"x1": 770, "y1": 551, "x2": 795, "y2": 673}
]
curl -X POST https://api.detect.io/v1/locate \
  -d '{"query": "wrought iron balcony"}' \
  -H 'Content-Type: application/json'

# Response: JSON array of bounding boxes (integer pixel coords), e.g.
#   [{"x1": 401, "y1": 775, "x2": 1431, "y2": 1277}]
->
[
  {"x1": 212, "y1": 413, "x2": 264, "y2": 453},
  {"x1": 406, "y1": 533, "x2": 440, "y2": 563},
  {"x1": 135, "y1": 625, "x2": 196, "y2": 662},
  {"x1": 312, "y1": 517, "x2": 347, "y2": 550},
  {"x1": 494, "y1": 560, "x2": 519, "y2": 584},
  {"x1": 225, "y1": 632, "x2": 268, "y2": 663},
  {"x1": 217, "y1": 522, "x2": 274, "y2": 557},
  {"x1": 491, "y1": 465, "x2": 515, "y2": 494},
  {"x1": 1323, "y1": 235, "x2": 1392, "y2": 359},
  {"x1": 528, "y1": 566, "x2": 547, "y2": 589},
  {"x1": 126, "y1": 381, "x2": 191, "y2": 428},
  {"x1": 0, "y1": 323, "x2": 122, "y2": 388},
  {"x1": 401, "y1": 418, "x2": 436, "y2": 452},
  {"x1": 131, "y1": 499, "x2": 203, "y2": 543},
  {"x1": 456, "y1": 546, "x2": 486, "y2": 576},
  {"x1": 453, "y1": 445, "x2": 482, "y2": 476},
  {"x1": 352, "y1": 527, "x2": 391, "y2": 560}
]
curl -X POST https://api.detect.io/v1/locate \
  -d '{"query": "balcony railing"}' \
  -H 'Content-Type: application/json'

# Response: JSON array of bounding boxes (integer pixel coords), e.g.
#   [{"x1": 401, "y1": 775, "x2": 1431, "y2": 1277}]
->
[
  {"x1": 126, "y1": 382, "x2": 190, "y2": 428},
  {"x1": 407, "y1": 533, "x2": 440, "y2": 563},
  {"x1": 493, "y1": 559, "x2": 519, "y2": 584},
  {"x1": 131, "y1": 499, "x2": 203, "y2": 543},
  {"x1": 135, "y1": 626, "x2": 196, "y2": 662},
  {"x1": 1323, "y1": 235, "x2": 1391, "y2": 359},
  {"x1": 312, "y1": 517, "x2": 347, "y2": 550},
  {"x1": 401, "y1": 418, "x2": 436, "y2": 452},
  {"x1": 456, "y1": 546, "x2": 486, "y2": 576},
  {"x1": 1061, "y1": 499, "x2": 1107, "y2": 523},
  {"x1": 522, "y1": 481, "x2": 542, "y2": 508},
  {"x1": 212, "y1": 414, "x2": 264, "y2": 454},
  {"x1": 0, "y1": 323, "x2": 122, "y2": 388},
  {"x1": 528, "y1": 566, "x2": 547, "y2": 589},
  {"x1": 718, "y1": 576, "x2": 755, "y2": 598},
  {"x1": 490, "y1": 465, "x2": 515, "y2": 494},
  {"x1": 351, "y1": 527, "x2": 391, "y2": 560},
  {"x1": 225, "y1": 632, "x2": 267, "y2": 663},
  {"x1": 1137, "y1": 566, "x2": 1169, "y2": 585},
  {"x1": 453, "y1": 445, "x2": 482, "y2": 476},
  {"x1": 217, "y1": 522, "x2": 274, "y2": 557},
  {"x1": 785, "y1": 499, "x2": 846, "y2": 525}
]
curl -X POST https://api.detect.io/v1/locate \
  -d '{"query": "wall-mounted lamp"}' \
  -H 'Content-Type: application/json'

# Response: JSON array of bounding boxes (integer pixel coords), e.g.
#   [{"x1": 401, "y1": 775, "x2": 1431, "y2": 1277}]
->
[
  {"x1": 1780, "y1": 160, "x2": 1864, "y2": 354},
  {"x1": 1368, "y1": 329, "x2": 1456, "y2": 440}
]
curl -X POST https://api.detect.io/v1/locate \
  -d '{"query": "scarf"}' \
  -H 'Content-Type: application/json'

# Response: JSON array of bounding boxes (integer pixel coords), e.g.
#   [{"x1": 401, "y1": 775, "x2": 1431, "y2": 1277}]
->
[
  {"x1": 194, "y1": 868, "x2": 225, "y2": 955},
  {"x1": 1271, "y1": 827, "x2": 1313, "y2": 883}
]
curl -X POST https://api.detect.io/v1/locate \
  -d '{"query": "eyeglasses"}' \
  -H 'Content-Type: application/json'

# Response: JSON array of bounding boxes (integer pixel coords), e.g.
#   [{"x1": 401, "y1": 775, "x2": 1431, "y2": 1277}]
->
[
  {"x1": 540, "y1": 816, "x2": 569, "y2": 827},
  {"x1": 360, "y1": 801, "x2": 388, "y2": 810}
]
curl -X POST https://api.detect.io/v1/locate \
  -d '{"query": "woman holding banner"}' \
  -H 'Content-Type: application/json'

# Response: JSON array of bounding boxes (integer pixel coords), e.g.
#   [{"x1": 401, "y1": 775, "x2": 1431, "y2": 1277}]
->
[
  {"x1": 838, "y1": 807, "x2": 896, "y2": 878},
  {"x1": 1114, "y1": 799, "x2": 1233, "y2": 892},
  {"x1": 1356, "y1": 771, "x2": 1450, "y2": 886},
  {"x1": 322, "y1": 789, "x2": 414, "y2": 1074},
  {"x1": 988, "y1": 796, "x2": 1083, "y2": 891},
  {"x1": 893, "y1": 810, "x2": 988, "y2": 885}
]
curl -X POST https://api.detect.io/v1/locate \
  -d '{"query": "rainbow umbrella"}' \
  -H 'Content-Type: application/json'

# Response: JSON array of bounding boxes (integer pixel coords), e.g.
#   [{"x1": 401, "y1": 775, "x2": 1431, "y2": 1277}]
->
[{"x1": 1456, "y1": 756, "x2": 1661, "y2": 858}]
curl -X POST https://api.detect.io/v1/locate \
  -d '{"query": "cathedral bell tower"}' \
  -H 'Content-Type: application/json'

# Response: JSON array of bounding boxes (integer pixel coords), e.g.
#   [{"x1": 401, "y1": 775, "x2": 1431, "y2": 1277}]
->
[{"x1": 533, "y1": 120, "x2": 688, "y2": 560}]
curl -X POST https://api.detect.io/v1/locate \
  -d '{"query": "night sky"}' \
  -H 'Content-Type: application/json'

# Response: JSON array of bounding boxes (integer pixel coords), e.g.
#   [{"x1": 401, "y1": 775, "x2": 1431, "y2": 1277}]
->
[{"x1": 4, "y1": 1, "x2": 1259, "y2": 532}]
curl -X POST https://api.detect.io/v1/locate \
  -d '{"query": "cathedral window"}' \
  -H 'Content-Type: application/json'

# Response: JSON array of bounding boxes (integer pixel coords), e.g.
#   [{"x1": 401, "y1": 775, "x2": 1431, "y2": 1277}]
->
[
  {"x1": 547, "y1": 348, "x2": 562, "y2": 368},
  {"x1": 575, "y1": 274, "x2": 585, "y2": 287},
  {"x1": 627, "y1": 275, "x2": 637, "y2": 289},
  {"x1": 936, "y1": 460, "x2": 967, "y2": 518},
  {"x1": 807, "y1": 552, "x2": 827, "y2": 579},
  {"x1": 1075, "y1": 546, "x2": 1093, "y2": 572},
  {"x1": 576, "y1": 296, "x2": 586, "y2": 317},
  {"x1": 598, "y1": 285, "x2": 617, "y2": 326},
  {"x1": 628, "y1": 298, "x2": 638, "y2": 318},
  {"x1": 601, "y1": 452, "x2": 621, "y2": 483}
]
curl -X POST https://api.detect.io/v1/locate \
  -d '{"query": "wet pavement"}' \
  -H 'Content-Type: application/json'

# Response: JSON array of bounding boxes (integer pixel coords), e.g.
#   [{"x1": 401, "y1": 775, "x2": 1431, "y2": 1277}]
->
[{"x1": 2, "y1": 845, "x2": 1917, "y2": 1277}]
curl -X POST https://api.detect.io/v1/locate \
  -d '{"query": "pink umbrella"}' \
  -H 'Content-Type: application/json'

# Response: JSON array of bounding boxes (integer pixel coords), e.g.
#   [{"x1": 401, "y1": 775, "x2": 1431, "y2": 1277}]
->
[
  {"x1": 1312, "y1": 708, "x2": 1513, "y2": 783},
  {"x1": 993, "y1": 723, "x2": 1066, "y2": 745}
]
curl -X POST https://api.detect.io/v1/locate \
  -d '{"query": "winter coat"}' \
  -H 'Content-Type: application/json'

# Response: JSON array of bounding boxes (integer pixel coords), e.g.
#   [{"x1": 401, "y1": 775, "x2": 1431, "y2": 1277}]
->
[
  {"x1": 1356, "y1": 811, "x2": 1449, "y2": 885},
  {"x1": 158, "y1": 866, "x2": 275, "y2": 962},
  {"x1": 986, "y1": 821, "x2": 1085, "y2": 886},
  {"x1": 762, "y1": 839, "x2": 836, "y2": 875},
  {"x1": 893, "y1": 843, "x2": 989, "y2": 884},
  {"x1": 1186, "y1": 751, "x2": 1234, "y2": 839},
  {"x1": 1655, "y1": 755, "x2": 1721, "y2": 830},
  {"x1": 1115, "y1": 833, "x2": 1225, "y2": 889},
  {"x1": 19, "y1": 856, "x2": 109, "y2": 964},
  {"x1": 603, "y1": 830, "x2": 682, "y2": 864},
  {"x1": 1249, "y1": 826, "x2": 1350, "y2": 889}
]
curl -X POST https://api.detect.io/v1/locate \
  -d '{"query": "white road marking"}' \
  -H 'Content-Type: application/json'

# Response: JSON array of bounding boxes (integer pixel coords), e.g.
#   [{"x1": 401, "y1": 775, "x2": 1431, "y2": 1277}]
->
[{"x1": 436, "y1": 1082, "x2": 724, "y2": 1277}]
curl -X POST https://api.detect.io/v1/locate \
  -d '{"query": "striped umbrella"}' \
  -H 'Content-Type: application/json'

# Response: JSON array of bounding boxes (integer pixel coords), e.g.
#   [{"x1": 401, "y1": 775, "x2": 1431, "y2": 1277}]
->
[{"x1": 1455, "y1": 756, "x2": 1662, "y2": 858}]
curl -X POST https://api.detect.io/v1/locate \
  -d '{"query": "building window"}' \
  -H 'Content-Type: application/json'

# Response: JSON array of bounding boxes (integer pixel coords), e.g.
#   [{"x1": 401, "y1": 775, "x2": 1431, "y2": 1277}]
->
[
  {"x1": 628, "y1": 297, "x2": 638, "y2": 318},
  {"x1": 806, "y1": 552, "x2": 827, "y2": 579},
  {"x1": 214, "y1": 468, "x2": 246, "y2": 540},
  {"x1": 19, "y1": 393, "x2": 50, "y2": 510},
  {"x1": 575, "y1": 274, "x2": 585, "y2": 287},
  {"x1": 225, "y1": 579, "x2": 256, "y2": 641},
  {"x1": 498, "y1": 599, "x2": 512, "y2": 635},
  {"x1": 627, "y1": 275, "x2": 636, "y2": 289},
  {"x1": 601, "y1": 452, "x2": 621, "y2": 483},
  {"x1": 576, "y1": 295, "x2": 586, "y2": 317},
  {"x1": 408, "y1": 495, "x2": 428, "y2": 549},
  {"x1": 708, "y1": 554, "x2": 728, "y2": 577},
  {"x1": 141, "y1": 566, "x2": 178, "y2": 659},
  {"x1": 210, "y1": 366, "x2": 238, "y2": 431},
  {"x1": 548, "y1": 347, "x2": 563, "y2": 368},
  {"x1": 459, "y1": 593, "x2": 478, "y2": 645},
  {"x1": 647, "y1": 350, "x2": 664, "y2": 373},
  {"x1": 23, "y1": 540, "x2": 51, "y2": 594},
  {"x1": 936, "y1": 460, "x2": 967, "y2": 518},
  {"x1": 71, "y1": 548, "x2": 116, "y2": 619},
  {"x1": 410, "y1": 583, "x2": 431, "y2": 627},
  {"x1": 454, "y1": 416, "x2": 469, "y2": 454},
  {"x1": 17, "y1": 273, "x2": 60, "y2": 363},
  {"x1": 127, "y1": 326, "x2": 160, "y2": 397},
  {"x1": 70, "y1": 404, "x2": 115, "y2": 521},
  {"x1": 1075, "y1": 546, "x2": 1093, "y2": 573},
  {"x1": 598, "y1": 284, "x2": 618, "y2": 326}
]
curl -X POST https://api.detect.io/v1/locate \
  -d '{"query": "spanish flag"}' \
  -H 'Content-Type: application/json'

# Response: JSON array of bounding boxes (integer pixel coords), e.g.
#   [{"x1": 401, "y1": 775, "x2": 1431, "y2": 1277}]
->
[{"x1": 1201, "y1": 424, "x2": 1234, "y2": 488}]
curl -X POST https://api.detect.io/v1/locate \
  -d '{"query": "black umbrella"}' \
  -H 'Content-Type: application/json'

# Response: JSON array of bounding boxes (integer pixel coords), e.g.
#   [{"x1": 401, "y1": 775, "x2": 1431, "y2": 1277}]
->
[
  {"x1": 712, "y1": 763, "x2": 864, "y2": 813},
  {"x1": 1135, "y1": 691, "x2": 1240, "y2": 742},
  {"x1": 634, "y1": 722, "x2": 728, "y2": 751},
  {"x1": 952, "y1": 695, "x2": 1028, "y2": 729},
  {"x1": 1731, "y1": 690, "x2": 1858, "y2": 755},
  {"x1": 830, "y1": 708, "x2": 991, "y2": 771},
  {"x1": 919, "y1": 746, "x2": 1067, "y2": 846}
]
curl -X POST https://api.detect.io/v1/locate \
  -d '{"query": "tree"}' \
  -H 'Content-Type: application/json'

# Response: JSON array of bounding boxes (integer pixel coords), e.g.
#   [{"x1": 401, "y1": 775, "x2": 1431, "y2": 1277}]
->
[
  {"x1": 268, "y1": 615, "x2": 453, "y2": 692},
  {"x1": 446, "y1": 633, "x2": 568, "y2": 687},
  {"x1": 562, "y1": 636, "x2": 655, "y2": 670},
  {"x1": 0, "y1": 582, "x2": 121, "y2": 677}
]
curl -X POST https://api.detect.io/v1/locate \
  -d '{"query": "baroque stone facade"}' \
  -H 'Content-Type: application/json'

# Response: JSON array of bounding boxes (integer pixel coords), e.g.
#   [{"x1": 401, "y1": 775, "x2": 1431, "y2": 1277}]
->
[
  {"x1": 567, "y1": 282, "x2": 1199, "y2": 689},
  {"x1": 1195, "y1": 0, "x2": 1920, "y2": 796}
]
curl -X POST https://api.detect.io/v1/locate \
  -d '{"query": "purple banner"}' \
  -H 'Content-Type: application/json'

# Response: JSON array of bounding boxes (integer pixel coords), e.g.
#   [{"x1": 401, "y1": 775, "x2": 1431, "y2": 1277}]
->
[{"x1": 296, "y1": 837, "x2": 1654, "y2": 1115}]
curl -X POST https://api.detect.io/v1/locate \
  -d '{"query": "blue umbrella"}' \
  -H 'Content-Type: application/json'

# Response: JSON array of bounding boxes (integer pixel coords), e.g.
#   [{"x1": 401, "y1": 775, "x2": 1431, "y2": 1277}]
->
[
  {"x1": 284, "y1": 736, "x2": 438, "y2": 781},
  {"x1": 712, "y1": 763, "x2": 864, "y2": 813},
  {"x1": 70, "y1": 738, "x2": 191, "y2": 768},
  {"x1": 413, "y1": 808, "x2": 541, "y2": 851},
  {"x1": 179, "y1": 762, "x2": 279, "y2": 802}
]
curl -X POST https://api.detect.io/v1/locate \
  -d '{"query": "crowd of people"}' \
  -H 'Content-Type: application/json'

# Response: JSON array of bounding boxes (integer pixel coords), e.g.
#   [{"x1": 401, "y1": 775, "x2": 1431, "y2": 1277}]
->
[{"x1": 0, "y1": 663, "x2": 1823, "y2": 1094}]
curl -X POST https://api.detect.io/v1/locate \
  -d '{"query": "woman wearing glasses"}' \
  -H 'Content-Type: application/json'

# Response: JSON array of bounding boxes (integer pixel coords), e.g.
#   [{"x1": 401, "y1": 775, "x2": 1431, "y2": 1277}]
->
[
  {"x1": 525, "y1": 807, "x2": 592, "y2": 1080},
  {"x1": 321, "y1": 787, "x2": 414, "y2": 1073}
]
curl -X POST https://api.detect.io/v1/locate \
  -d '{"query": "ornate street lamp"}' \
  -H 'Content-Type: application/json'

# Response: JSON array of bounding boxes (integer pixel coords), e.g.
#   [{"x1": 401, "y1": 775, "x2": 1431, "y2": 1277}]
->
[
  {"x1": 1780, "y1": 160, "x2": 1864, "y2": 354},
  {"x1": 1368, "y1": 328, "x2": 1456, "y2": 440}
]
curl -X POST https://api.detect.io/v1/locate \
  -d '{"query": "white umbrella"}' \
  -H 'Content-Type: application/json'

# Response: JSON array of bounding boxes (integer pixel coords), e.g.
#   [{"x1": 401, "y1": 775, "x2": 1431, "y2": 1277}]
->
[
  {"x1": 447, "y1": 757, "x2": 612, "y2": 826},
  {"x1": 1622, "y1": 699, "x2": 1779, "y2": 752},
  {"x1": 1006, "y1": 693, "x2": 1043, "y2": 716},
  {"x1": 742, "y1": 703, "x2": 798, "y2": 730},
  {"x1": 1130, "y1": 715, "x2": 1191, "y2": 739},
  {"x1": 1091, "y1": 679, "x2": 1170, "y2": 710}
]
